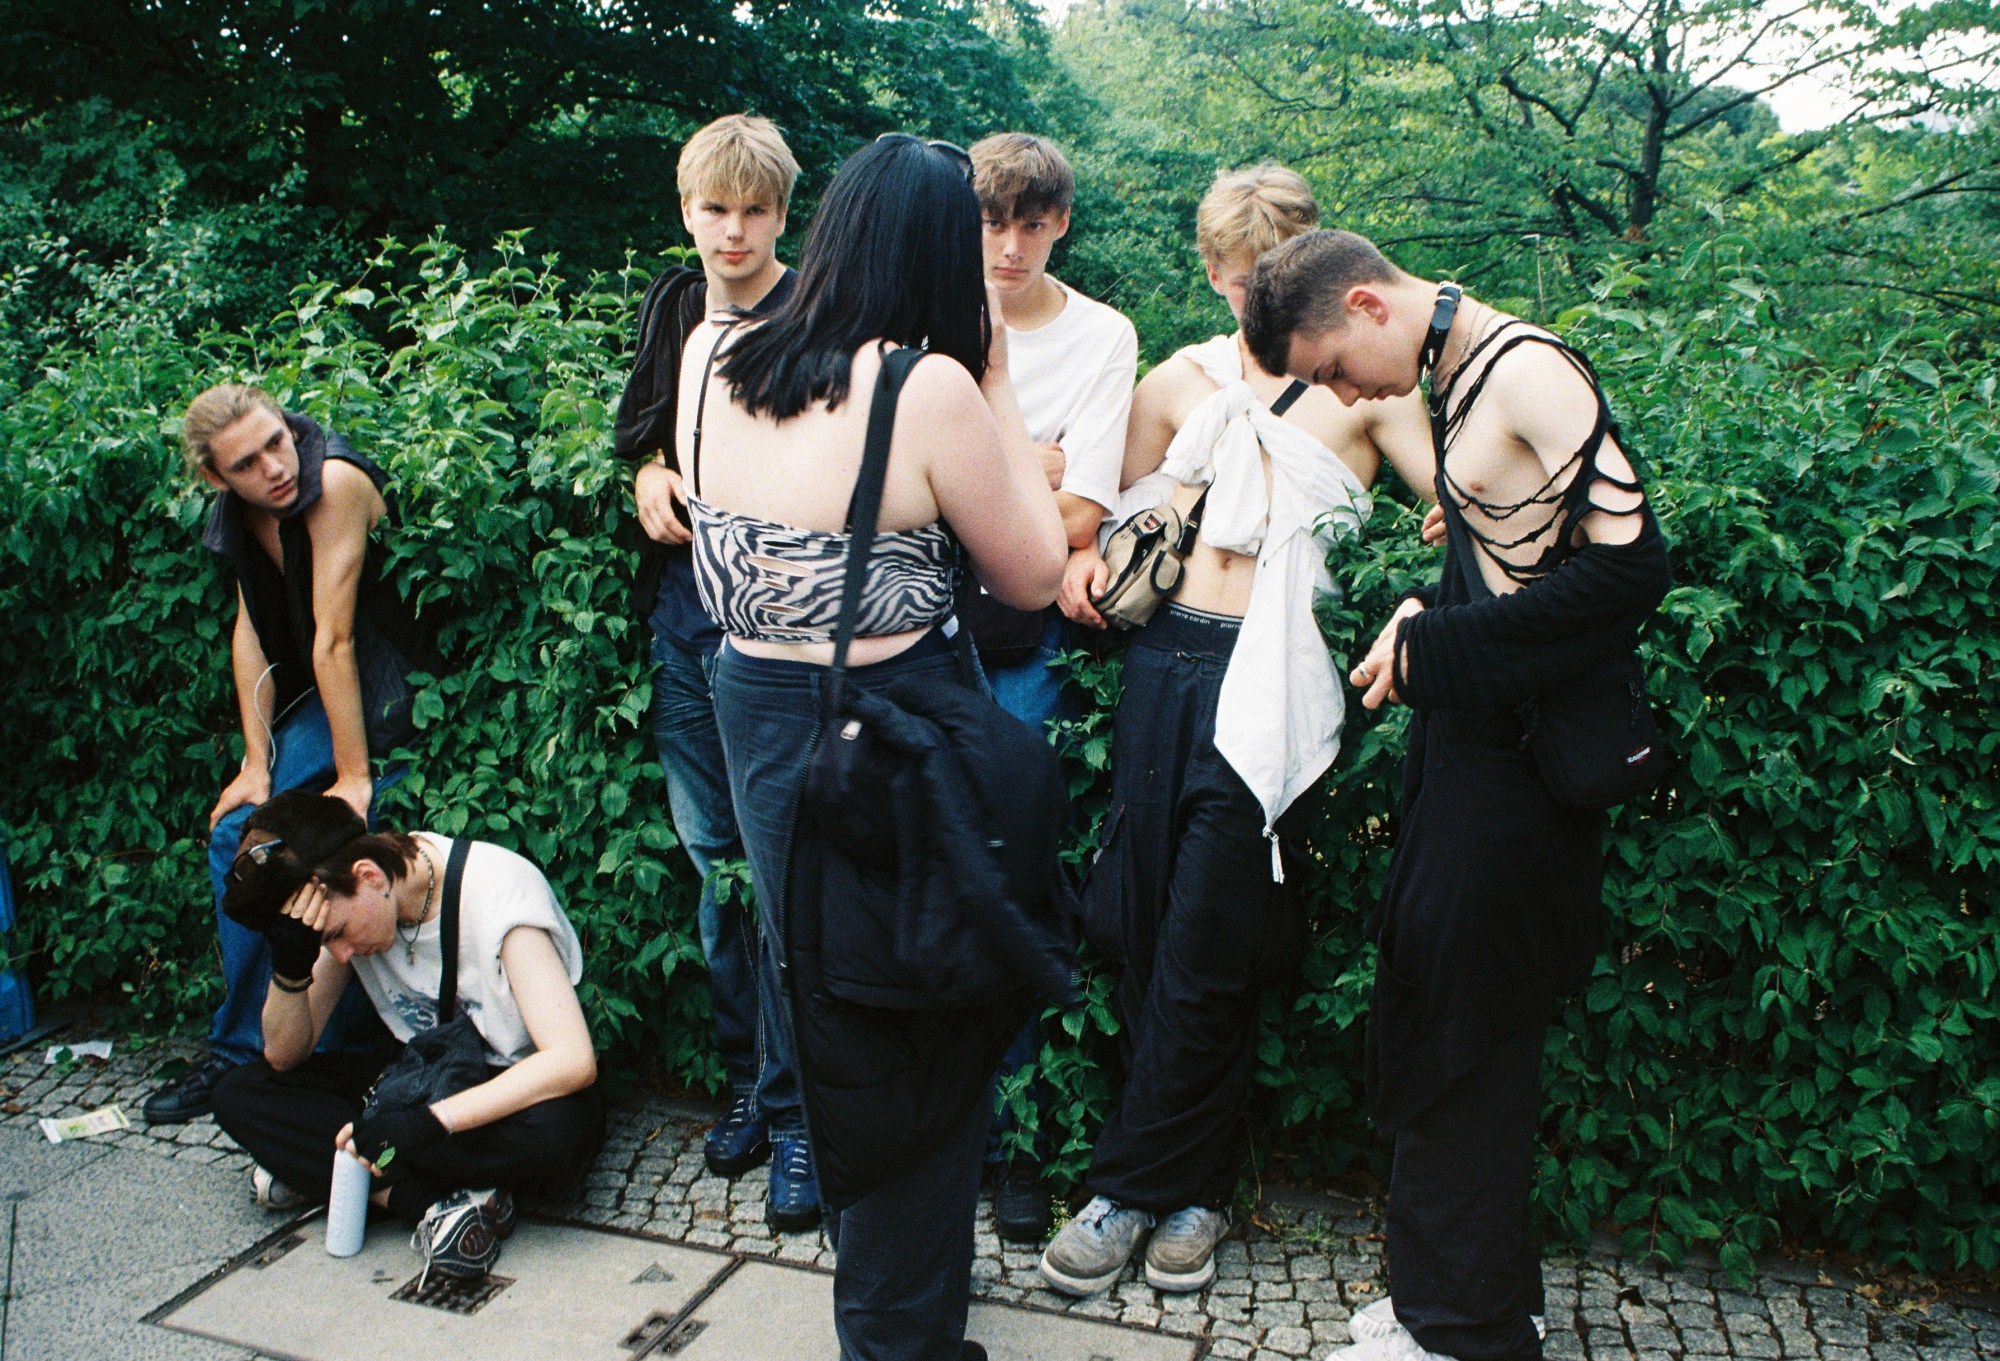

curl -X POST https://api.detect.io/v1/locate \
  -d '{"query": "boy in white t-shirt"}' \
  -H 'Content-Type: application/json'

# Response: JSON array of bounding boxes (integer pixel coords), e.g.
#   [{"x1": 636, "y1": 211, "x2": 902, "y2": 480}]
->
[
  {"x1": 967, "y1": 131, "x2": 1140, "y2": 1242},
  {"x1": 210, "y1": 792, "x2": 602, "y2": 1287}
]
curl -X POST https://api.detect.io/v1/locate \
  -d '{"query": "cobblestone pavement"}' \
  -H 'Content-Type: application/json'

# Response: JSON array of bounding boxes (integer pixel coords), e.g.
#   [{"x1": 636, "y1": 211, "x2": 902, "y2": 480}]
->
[{"x1": 6, "y1": 1038, "x2": 1997, "y2": 1361}]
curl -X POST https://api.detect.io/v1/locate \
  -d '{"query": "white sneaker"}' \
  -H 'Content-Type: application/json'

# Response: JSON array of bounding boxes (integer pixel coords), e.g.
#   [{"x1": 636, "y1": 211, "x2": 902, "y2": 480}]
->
[
  {"x1": 1038, "y1": 1195, "x2": 1154, "y2": 1296},
  {"x1": 1143, "y1": 1205, "x2": 1230, "y2": 1292},
  {"x1": 1348, "y1": 1296, "x2": 1547, "y2": 1344},
  {"x1": 250, "y1": 1164, "x2": 308, "y2": 1211},
  {"x1": 1329, "y1": 1332, "x2": 1459, "y2": 1361}
]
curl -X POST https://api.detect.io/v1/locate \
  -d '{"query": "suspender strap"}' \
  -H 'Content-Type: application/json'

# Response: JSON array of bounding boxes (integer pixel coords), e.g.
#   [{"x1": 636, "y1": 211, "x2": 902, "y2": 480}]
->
[
  {"x1": 824, "y1": 347, "x2": 926, "y2": 712},
  {"x1": 437, "y1": 837, "x2": 470, "y2": 1023}
]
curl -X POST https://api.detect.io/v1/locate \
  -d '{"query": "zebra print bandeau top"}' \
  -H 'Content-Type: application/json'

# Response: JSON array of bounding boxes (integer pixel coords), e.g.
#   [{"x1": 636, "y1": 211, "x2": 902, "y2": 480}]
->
[{"x1": 688, "y1": 495, "x2": 958, "y2": 645}]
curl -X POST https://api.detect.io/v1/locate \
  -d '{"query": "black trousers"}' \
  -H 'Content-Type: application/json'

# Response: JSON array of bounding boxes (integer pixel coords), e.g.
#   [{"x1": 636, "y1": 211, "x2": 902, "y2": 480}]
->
[
  {"x1": 212, "y1": 1053, "x2": 605, "y2": 1222},
  {"x1": 1081, "y1": 608, "x2": 1305, "y2": 1215},
  {"x1": 822, "y1": 1090, "x2": 988, "y2": 1361},
  {"x1": 1386, "y1": 1022, "x2": 1547, "y2": 1361}
]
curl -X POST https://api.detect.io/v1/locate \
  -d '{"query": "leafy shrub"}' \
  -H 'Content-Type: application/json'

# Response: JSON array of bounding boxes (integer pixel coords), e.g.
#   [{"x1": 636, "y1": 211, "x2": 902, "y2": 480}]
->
[{"x1": 1, "y1": 237, "x2": 1994, "y2": 1276}]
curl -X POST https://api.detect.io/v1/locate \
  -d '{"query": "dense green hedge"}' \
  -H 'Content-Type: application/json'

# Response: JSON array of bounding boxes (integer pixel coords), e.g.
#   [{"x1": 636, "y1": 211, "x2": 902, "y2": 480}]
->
[{"x1": 2, "y1": 238, "x2": 1994, "y2": 1277}]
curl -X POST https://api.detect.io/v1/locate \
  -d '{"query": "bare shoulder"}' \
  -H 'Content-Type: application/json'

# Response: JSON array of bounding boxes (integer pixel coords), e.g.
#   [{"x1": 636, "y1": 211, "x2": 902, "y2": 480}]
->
[
  {"x1": 1136, "y1": 352, "x2": 1218, "y2": 430},
  {"x1": 312, "y1": 457, "x2": 386, "y2": 526},
  {"x1": 897, "y1": 350, "x2": 985, "y2": 421},
  {"x1": 1485, "y1": 331, "x2": 1599, "y2": 431}
]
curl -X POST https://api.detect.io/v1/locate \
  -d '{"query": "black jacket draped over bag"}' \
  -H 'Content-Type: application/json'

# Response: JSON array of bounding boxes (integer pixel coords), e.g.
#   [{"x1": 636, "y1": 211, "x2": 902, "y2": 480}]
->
[{"x1": 779, "y1": 348, "x2": 1079, "y2": 1209}]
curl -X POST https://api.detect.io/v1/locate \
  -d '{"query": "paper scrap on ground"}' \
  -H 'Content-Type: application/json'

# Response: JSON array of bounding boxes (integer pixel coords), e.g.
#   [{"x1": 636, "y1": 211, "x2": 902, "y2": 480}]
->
[
  {"x1": 39, "y1": 1104, "x2": 132, "y2": 1143},
  {"x1": 45, "y1": 1039, "x2": 115, "y2": 1064}
]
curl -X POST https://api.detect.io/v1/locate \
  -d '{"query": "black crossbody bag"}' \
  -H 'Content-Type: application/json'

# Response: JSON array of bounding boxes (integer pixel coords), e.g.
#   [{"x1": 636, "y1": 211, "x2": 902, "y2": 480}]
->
[
  {"x1": 361, "y1": 838, "x2": 488, "y2": 1117},
  {"x1": 794, "y1": 349, "x2": 1076, "y2": 1009}
]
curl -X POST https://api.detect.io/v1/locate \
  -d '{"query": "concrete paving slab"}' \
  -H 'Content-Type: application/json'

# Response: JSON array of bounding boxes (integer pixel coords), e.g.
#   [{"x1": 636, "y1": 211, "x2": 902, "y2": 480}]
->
[
  {"x1": 0, "y1": 1124, "x2": 114, "y2": 1201},
  {"x1": 156, "y1": 1219, "x2": 729, "y2": 1360},
  {"x1": 6, "y1": 1133, "x2": 267, "y2": 1300},
  {"x1": 653, "y1": 1258, "x2": 1199, "y2": 1361},
  {"x1": 8, "y1": 1263, "x2": 258, "y2": 1361}
]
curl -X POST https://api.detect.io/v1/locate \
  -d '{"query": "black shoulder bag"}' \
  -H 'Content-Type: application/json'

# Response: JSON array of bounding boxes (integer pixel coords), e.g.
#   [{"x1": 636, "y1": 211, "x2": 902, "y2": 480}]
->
[
  {"x1": 361, "y1": 838, "x2": 489, "y2": 1117},
  {"x1": 795, "y1": 349, "x2": 1076, "y2": 1009}
]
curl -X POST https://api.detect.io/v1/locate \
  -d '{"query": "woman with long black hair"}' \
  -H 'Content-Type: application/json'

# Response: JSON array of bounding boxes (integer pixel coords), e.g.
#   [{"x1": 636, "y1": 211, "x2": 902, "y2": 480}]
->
[{"x1": 678, "y1": 134, "x2": 1065, "y2": 1360}]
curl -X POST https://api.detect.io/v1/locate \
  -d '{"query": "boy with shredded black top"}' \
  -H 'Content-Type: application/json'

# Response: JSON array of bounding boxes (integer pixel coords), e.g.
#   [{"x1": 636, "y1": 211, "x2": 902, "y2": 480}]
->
[{"x1": 1243, "y1": 230, "x2": 1671, "y2": 1361}]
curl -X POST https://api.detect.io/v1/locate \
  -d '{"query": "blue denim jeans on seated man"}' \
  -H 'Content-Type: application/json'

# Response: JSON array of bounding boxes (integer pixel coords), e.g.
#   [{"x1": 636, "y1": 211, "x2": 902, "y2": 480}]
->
[
  {"x1": 651, "y1": 633, "x2": 802, "y2": 1133},
  {"x1": 978, "y1": 611, "x2": 1075, "y2": 1163},
  {"x1": 206, "y1": 693, "x2": 401, "y2": 1065}
]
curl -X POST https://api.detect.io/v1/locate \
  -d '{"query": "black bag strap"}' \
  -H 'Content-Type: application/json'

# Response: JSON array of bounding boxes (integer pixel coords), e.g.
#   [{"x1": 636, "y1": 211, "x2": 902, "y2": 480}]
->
[
  {"x1": 825, "y1": 346, "x2": 926, "y2": 711},
  {"x1": 437, "y1": 837, "x2": 470, "y2": 1023},
  {"x1": 1270, "y1": 378, "x2": 1308, "y2": 416}
]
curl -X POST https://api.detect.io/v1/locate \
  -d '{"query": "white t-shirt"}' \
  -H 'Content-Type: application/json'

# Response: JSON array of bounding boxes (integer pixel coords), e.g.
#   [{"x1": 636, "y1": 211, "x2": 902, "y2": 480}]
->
[
  {"x1": 350, "y1": 834, "x2": 586, "y2": 1068},
  {"x1": 1005, "y1": 279, "x2": 1139, "y2": 513}
]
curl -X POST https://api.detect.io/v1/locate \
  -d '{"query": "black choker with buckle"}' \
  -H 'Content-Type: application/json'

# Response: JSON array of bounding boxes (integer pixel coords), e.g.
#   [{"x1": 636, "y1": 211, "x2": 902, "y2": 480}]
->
[{"x1": 1418, "y1": 282, "x2": 1463, "y2": 382}]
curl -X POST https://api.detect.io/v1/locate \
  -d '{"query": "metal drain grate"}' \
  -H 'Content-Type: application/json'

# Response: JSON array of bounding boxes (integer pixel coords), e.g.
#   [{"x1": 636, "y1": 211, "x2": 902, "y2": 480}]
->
[
  {"x1": 620, "y1": 1310, "x2": 707, "y2": 1357},
  {"x1": 389, "y1": 1271, "x2": 514, "y2": 1314},
  {"x1": 249, "y1": 1233, "x2": 306, "y2": 1269}
]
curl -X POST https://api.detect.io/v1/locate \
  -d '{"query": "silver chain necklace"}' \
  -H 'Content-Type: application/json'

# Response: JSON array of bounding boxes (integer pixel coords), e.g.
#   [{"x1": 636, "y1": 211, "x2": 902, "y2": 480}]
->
[{"x1": 398, "y1": 842, "x2": 439, "y2": 966}]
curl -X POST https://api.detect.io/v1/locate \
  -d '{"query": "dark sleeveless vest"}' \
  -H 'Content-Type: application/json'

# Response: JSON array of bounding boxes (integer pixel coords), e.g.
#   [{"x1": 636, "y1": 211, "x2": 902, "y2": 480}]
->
[{"x1": 200, "y1": 414, "x2": 438, "y2": 753}]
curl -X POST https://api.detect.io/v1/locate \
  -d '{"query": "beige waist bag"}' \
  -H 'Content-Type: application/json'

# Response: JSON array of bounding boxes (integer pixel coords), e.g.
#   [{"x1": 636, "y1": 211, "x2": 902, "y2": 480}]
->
[
  {"x1": 1090, "y1": 489, "x2": 1209, "y2": 631},
  {"x1": 1092, "y1": 377, "x2": 1307, "y2": 631}
]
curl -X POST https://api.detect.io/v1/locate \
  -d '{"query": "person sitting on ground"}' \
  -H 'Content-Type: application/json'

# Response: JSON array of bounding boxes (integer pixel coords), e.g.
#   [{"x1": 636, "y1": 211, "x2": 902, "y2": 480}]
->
[
  {"x1": 210, "y1": 791, "x2": 603, "y2": 1284},
  {"x1": 1242, "y1": 229, "x2": 1673, "y2": 1361},
  {"x1": 1040, "y1": 166, "x2": 1434, "y2": 1299},
  {"x1": 144, "y1": 384, "x2": 440, "y2": 1126},
  {"x1": 685, "y1": 133, "x2": 1066, "y2": 1361}
]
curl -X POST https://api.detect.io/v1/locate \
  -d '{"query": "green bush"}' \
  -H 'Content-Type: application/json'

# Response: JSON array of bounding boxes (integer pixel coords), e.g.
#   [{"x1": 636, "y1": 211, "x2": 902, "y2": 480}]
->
[{"x1": 2, "y1": 237, "x2": 1994, "y2": 1277}]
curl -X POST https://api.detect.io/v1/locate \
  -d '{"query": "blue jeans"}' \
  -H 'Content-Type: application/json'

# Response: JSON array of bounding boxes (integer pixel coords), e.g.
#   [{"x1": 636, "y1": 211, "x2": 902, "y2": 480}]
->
[
  {"x1": 651, "y1": 633, "x2": 801, "y2": 1131},
  {"x1": 980, "y1": 613, "x2": 1074, "y2": 1161},
  {"x1": 712, "y1": 632, "x2": 985, "y2": 1361},
  {"x1": 206, "y1": 694, "x2": 398, "y2": 1064}
]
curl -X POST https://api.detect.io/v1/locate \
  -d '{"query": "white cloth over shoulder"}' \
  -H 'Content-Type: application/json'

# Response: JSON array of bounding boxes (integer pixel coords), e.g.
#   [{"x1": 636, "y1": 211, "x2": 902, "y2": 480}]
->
[{"x1": 1107, "y1": 336, "x2": 1373, "y2": 871}]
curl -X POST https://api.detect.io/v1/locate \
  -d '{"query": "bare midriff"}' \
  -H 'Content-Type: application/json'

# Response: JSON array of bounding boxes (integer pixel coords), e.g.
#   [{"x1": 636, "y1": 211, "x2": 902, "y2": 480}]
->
[{"x1": 1164, "y1": 480, "x2": 1256, "y2": 618}]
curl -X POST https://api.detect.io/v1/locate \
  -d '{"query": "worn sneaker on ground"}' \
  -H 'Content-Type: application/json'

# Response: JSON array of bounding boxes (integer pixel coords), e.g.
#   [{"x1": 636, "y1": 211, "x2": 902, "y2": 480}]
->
[
  {"x1": 1349, "y1": 1296, "x2": 1546, "y2": 1344},
  {"x1": 411, "y1": 1189, "x2": 503, "y2": 1288},
  {"x1": 464, "y1": 1186, "x2": 516, "y2": 1239},
  {"x1": 1038, "y1": 1195, "x2": 1154, "y2": 1296},
  {"x1": 766, "y1": 1134, "x2": 820, "y2": 1231},
  {"x1": 704, "y1": 1092, "x2": 771, "y2": 1177},
  {"x1": 1143, "y1": 1205, "x2": 1230, "y2": 1292},
  {"x1": 1329, "y1": 1332, "x2": 1460, "y2": 1361},
  {"x1": 142, "y1": 1053, "x2": 236, "y2": 1125},
  {"x1": 250, "y1": 1164, "x2": 308, "y2": 1212},
  {"x1": 992, "y1": 1156, "x2": 1054, "y2": 1244}
]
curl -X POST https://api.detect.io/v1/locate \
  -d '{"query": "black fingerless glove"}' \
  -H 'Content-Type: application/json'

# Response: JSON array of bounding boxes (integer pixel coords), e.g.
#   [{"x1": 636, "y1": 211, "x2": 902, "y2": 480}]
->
[
  {"x1": 352, "y1": 1103, "x2": 448, "y2": 1170},
  {"x1": 265, "y1": 913, "x2": 322, "y2": 987}
]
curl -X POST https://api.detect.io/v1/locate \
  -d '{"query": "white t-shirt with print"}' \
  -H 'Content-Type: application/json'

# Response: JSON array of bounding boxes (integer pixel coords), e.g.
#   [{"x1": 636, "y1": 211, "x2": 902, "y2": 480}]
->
[
  {"x1": 350, "y1": 834, "x2": 586, "y2": 1069},
  {"x1": 1006, "y1": 279, "x2": 1139, "y2": 514}
]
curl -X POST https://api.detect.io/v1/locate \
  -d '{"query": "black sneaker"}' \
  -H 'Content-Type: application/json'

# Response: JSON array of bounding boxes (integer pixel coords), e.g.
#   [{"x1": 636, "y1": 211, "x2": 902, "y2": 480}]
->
[
  {"x1": 704, "y1": 1093, "x2": 771, "y2": 1177},
  {"x1": 993, "y1": 1156, "x2": 1054, "y2": 1243},
  {"x1": 411, "y1": 1189, "x2": 502, "y2": 1288},
  {"x1": 142, "y1": 1054, "x2": 236, "y2": 1125}
]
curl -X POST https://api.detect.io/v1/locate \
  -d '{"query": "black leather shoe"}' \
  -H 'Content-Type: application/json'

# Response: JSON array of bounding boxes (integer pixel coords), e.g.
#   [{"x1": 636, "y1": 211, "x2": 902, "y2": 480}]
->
[
  {"x1": 142, "y1": 1054, "x2": 237, "y2": 1125},
  {"x1": 992, "y1": 1156, "x2": 1054, "y2": 1243},
  {"x1": 962, "y1": 1344, "x2": 988, "y2": 1361}
]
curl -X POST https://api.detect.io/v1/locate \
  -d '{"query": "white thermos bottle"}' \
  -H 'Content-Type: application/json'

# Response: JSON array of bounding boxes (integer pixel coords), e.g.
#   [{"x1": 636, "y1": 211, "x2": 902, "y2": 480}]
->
[{"x1": 326, "y1": 1149, "x2": 370, "y2": 1256}]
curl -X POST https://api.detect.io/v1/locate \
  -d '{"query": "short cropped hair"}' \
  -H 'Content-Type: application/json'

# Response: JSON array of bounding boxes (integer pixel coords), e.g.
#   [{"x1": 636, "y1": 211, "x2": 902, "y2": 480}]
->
[
  {"x1": 1195, "y1": 165, "x2": 1320, "y2": 265},
  {"x1": 677, "y1": 114, "x2": 800, "y2": 214},
  {"x1": 1242, "y1": 230, "x2": 1404, "y2": 377},
  {"x1": 969, "y1": 133, "x2": 1075, "y2": 221},
  {"x1": 221, "y1": 791, "x2": 420, "y2": 933},
  {"x1": 181, "y1": 383, "x2": 283, "y2": 474}
]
